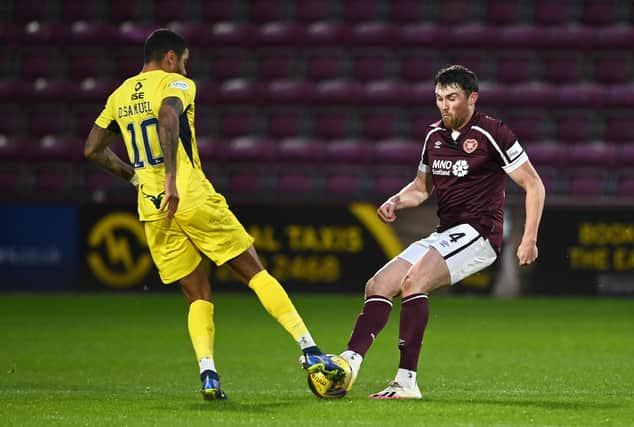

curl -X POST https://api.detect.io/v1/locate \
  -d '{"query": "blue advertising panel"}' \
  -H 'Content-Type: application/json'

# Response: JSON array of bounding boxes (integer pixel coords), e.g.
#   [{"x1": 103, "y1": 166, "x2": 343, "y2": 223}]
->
[{"x1": 0, "y1": 204, "x2": 78, "y2": 291}]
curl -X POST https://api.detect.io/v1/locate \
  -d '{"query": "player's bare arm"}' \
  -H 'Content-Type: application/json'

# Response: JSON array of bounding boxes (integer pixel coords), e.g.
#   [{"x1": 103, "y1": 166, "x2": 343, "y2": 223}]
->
[
  {"x1": 84, "y1": 125, "x2": 135, "y2": 183},
  {"x1": 378, "y1": 171, "x2": 434, "y2": 223},
  {"x1": 158, "y1": 96, "x2": 183, "y2": 219},
  {"x1": 508, "y1": 161, "x2": 545, "y2": 265}
]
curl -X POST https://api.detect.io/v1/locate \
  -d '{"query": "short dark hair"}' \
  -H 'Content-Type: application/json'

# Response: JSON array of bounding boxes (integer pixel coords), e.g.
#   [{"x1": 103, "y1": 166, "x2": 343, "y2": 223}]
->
[
  {"x1": 144, "y1": 29, "x2": 187, "y2": 64},
  {"x1": 434, "y1": 65, "x2": 479, "y2": 96}
]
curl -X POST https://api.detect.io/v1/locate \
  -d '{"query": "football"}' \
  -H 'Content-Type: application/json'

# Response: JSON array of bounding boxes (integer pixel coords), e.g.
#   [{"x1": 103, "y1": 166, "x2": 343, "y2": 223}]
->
[{"x1": 307, "y1": 354, "x2": 353, "y2": 399}]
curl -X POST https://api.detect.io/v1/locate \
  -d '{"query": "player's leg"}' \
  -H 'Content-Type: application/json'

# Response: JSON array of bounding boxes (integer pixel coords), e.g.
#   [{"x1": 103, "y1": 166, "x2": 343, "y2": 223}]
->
[
  {"x1": 340, "y1": 257, "x2": 411, "y2": 386},
  {"x1": 144, "y1": 218, "x2": 225, "y2": 400},
  {"x1": 227, "y1": 246, "x2": 344, "y2": 377},
  {"x1": 179, "y1": 263, "x2": 226, "y2": 400}
]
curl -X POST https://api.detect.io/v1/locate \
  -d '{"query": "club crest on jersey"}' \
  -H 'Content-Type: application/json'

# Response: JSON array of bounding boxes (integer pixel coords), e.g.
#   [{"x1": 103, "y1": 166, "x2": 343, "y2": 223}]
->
[{"x1": 463, "y1": 138, "x2": 478, "y2": 153}]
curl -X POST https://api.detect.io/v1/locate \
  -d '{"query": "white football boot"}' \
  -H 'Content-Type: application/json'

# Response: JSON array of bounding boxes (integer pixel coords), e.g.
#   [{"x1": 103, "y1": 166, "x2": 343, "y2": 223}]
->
[{"x1": 369, "y1": 380, "x2": 422, "y2": 399}]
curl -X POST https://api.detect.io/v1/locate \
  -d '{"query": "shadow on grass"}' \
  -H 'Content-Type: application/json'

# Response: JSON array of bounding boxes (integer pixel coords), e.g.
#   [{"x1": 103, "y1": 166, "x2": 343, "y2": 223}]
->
[
  {"x1": 185, "y1": 399, "x2": 300, "y2": 413},
  {"x1": 429, "y1": 397, "x2": 623, "y2": 410}
]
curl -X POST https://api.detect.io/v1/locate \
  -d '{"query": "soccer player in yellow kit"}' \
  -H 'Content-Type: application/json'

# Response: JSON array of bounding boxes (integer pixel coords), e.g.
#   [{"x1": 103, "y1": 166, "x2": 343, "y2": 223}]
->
[{"x1": 84, "y1": 28, "x2": 343, "y2": 400}]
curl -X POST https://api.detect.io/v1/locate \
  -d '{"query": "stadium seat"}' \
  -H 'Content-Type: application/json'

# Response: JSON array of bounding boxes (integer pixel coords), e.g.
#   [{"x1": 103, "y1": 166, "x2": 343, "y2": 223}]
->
[
  {"x1": 72, "y1": 109, "x2": 100, "y2": 137},
  {"x1": 363, "y1": 80, "x2": 410, "y2": 106},
  {"x1": 268, "y1": 111, "x2": 303, "y2": 138},
  {"x1": 506, "y1": 113, "x2": 550, "y2": 144},
  {"x1": 486, "y1": 0, "x2": 521, "y2": 25},
  {"x1": 106, "y1": 0, "x2": 145, "y2": 23},
  {"x1": 83, "y1": 171, "x2": 125, "y2": 192},
  {"x1": 201, "y1": 0, "x2": 241, "y2": 22},
  {"x1": 33, "y1": 168, "x2": 73, "y2": 192},
  {"x1": 343, "y1": 0, "x2": 381, "y2": 22},
  {"x1": 257, "y1": 22, "x2": 304, "y2": 46},
  {"x1": 196, "y1": 137, "x2": 228, "y2": 163},
  {"x1": 567, "y1": 143, "x2": 617, "y2": 168},
  {"x1": 374, "y1": 139, "x2": 421, "y2": 165},
  {"x1": 19, "y1": 50, "x2": 58, "y2": 79},
  {"x1": 266, "y1": 80, "x2": 314, "y2": 104},
  {"x1": 18, "y1": 22, "x2": 67, "y2": 46},
  {"x1": 207, "y1": 22, "x2": 257, "y2": 47},
  {"x1": 27, "y1": 110, "x2": 67, "y2": 137},
  {"x1": 67, "y1": 52, "x2": 105, "y2": 80},
  {"x1": 436, "y1": 0, "x2": 475, "y2": 26},
  {"x1": 581, "y1": 0, "x2": 620, "y2": 27},
  {"x1": 278, "y1": 137, "x2": 325, "y2": 163},
  {"x1": 117, "y1": 22, "x2": 158, "y2": 45},
  {"x1": 296, "y1": 0, "x2": 336, "y2": 22},
  {"x1": 218, "y1": 79, "x2": 264, "y2": 105},
  {"x1": 276, "y1": 173, "x2": 313, "y2": 194},
  {"x1": 617, "y1": 145, "x2": 634, "y2": 167},
  {"x1": 616, "y1": 175, "x2": 634, "y2": 197},
  {"x1": 593, "y1": 55, "x2": 630, "y2": 84},
  {"x1": 546, "y1": 26, "x2": 595, "y2": 50},
  {"x1": 543, "y1": 56, "x2": 583, "y2": 83},
  {"x1": 0, "y1": 136, "x2": 26, "y2": 160},
  {"x1": 353, "y1": 55, "x2": 389, "y2": 82},
  {"x1": 400, "y1": 56, "x2": 437, "y2": 83},
  {"x1": 350, "y1": 22, "x2": 398, "y2": 47},
  {"x1": 596, "y1": 26, "x2": 634, "y2": 49},
  {"x1": 113, "y1": 53, "x2": 143, "y2": 78},
  {"x1": 257, "y1": 54, "x2": 294, "y2": 81},
  {"x1": 0, "y1": 168, "x2": 22, "y2": 193},
  {"x1": 568, "y1": 174, "x2": 606, "y2": 197},
  {"x1": 604, "y1": 116, "x2": 634, "y2": 144},
  {"x1": 533, "y1": 0, "x2": 572, "y2": 26},
  {"x1": 209, "y1": 54, "x2": 248, "y2": 81},
  {"x1": 304, "y1": 22, "x2": 350, "y2": 46},
  {"x1": 225, "y1": 136, "x2": 276, "y2": 163},
  {"x1": 219, "y1": 111, "x2": 255, "y2": 138},
  {"x1": 524, "y1": 143, "x2": 567, "y2": 168},
  {"x1": 313, "y1": 112, "x2": 353, "y2": 140},
  {"x1": 153, "y1": 0, "x2": 189, "y2": 23},
  {"x1": 0, "y1": 112, "x2": 21, "y2": 136},
  {"x1": 509, "y1": 82, "x2": 557, "y2": 108},
  {"x1": 399, "y1": 23, "x2": 450, "y2": 48},
  {"x1": 372, "y1": 173, "x2": 410, "y2": 196},
  {"x1": 450, "y1": 24, "x2": 500, "y2": 49},
  {"x1": 605, "y1": 83, "x2": 634, "y2": 108},
  {"x1": 77, "y1": 78, "x2": 117, "y2": 103},
  {"x1": 324, "y1": 138, "x2": 373, "y2": 164},
  {"x1": 388, "y1": 0, "x2": 427, "y2": 23},
  {"x1": 314, "y1": 80, "x2": 363, "y2": 105},
  {"x1": 228, "y1": 172, "x2": 263, "y2": 194},
  {"x1": 496, "y1": 56, "x2": 537, "y2": 83},
  {"x1": 409, "y1": 112, "x2": 438, "y2": 140},
  {"x1": 554, "y1": 115, "x2": 593, "y2": 144},
  {"x1": 362, "y1": 113, "x2": 398, "y2": 140},
  {"x1": 31, "y1": 136, "x2": 81, "y2": 162},
  {"x1": 305, "y1": 54, "x2": 342, "y2": 81},
  {"x1": 60, "y1": 0, "x2": 102, "y2": 22},
  {"x1": 31, "y1": 79, "x2": 77, "y2": 103},
  {"x1": 498, "y1": 25, "x2": 548, "y2": 49},
  {"x1": 13, "y1": 0, "x2": 53, "y2": 23},
  {"x1": 325, "y1": 173, "x2": 364, "y2": 196},
  {"x1": 558, "y1": 83, "x2": 604, "y2": 108}
]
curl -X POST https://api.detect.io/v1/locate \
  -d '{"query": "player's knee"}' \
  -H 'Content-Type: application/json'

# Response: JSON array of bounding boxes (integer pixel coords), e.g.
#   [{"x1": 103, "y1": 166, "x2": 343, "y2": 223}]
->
[
  {"x1": 365, "y1": 275, "x2": 398, "y2": 298},
  {"x1": 401, "y1": 273, "x2": 430, "y2": 295}
]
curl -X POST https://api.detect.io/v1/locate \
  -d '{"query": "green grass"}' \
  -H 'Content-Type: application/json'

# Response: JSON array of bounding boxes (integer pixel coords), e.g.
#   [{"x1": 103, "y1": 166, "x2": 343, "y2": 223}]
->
[{"x1": 1, "y1": 294, "x2": 633, "y2": 426}]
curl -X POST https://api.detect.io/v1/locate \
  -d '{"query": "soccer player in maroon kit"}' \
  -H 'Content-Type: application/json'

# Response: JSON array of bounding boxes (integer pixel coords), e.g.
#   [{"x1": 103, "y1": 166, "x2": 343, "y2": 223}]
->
[{"x1": 339, "y1": 65, "x2": 545, "y2": 399}]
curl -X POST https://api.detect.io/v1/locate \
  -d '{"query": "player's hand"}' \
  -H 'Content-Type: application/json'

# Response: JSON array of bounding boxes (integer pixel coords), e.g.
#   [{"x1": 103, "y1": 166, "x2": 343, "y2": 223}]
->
[
  {"x1": 516, "y1": 239, "x2": 538, "y2": 265},
  {"x1": 160, "y1": 175, "x2": 180, "y2": 220},
  {"x1": 377, "y1": 200, "x2": 397, "y2": 223}
]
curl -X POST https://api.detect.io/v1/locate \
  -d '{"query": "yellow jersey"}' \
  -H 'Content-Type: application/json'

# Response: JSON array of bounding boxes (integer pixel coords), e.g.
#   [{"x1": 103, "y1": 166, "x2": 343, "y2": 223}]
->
[{"x1": 95, "y1": 70, "x2": 214, "y2": 221}]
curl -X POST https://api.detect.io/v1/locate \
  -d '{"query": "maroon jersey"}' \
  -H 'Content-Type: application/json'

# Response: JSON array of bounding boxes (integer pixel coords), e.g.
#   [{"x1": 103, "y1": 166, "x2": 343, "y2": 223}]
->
[{"x1": 419, "y1": 111, "x2": 528, "y2": 252}]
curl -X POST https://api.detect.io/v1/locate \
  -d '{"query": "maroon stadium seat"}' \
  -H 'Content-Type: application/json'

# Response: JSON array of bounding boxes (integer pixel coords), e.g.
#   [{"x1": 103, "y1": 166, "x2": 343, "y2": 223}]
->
[
  {"x1": 117, "y1": 22, "x2": 157, "y2": 45},
  {"x1": 324, "y1": 138, "x2": 373, "y2": 164},
  {"x1": 496, "y1": 56, "x2": 536, "y2": 83},
  {"x1": 353, "y1": 55, "x2": 389, "y2": 82},
  {"x1": 374, "y1": 139, "x2": 421, "y2": 165},
  {"x1": 389, "y1": 0, "x2": 427, "y2": 23},
  {"x1": 0, "y1": 136, "x2": 26, "y2": 160},
  {"x1": 278, "y1": 137, "x2": 325, "y2": 163},
  {"x1": 506, "y1": 113, "x2": 550, "y2": 144},
  {"x1": 486, "y1": 0, "x2": 521, "y2": 25},
  {"x1": 276, "y1": 173, "x2": 312, "y2": 193},
  {"x1": 616, "y1": 175, "x2": 634, "y2": 197},
  {"x1": 313, "y1": 112, "x2": 353, "y2": 140},
  {"x1": 568, "y1": 174, "x2": 606, "y2": 197},
  {"x1": 60, "y1": 0, "x2": 101, "y2": 22},
  {"x1": 201, "y1": 1, "x2": 241, "y2": 22},
  {"x1": 524, "y1": 143, "x2": 567, "y2": 168},
  {"x1": 567, "y1": 143, "x2": 617, "y2": 168},
  {"x1": 450, "y1": 24, "x2": 500, "y2": 49},
  {"x1": 373, "y1": 173, "x2": 410, "y2": 195},
  {"x1": 557, "y1": 83, "x2": 604, "y2": 108},
  {"x1": 257, "y1": 22, "x2": 304, "y2": 46},
  {"x1": 209, "y1": 54, "x2": 248, "y2": 81},
  {"x1": 436, "y1": 0, "x2": 475, "y2": 26},
  {"x1": 225, "y1": 136, "x2": 276, "y2": 163},
  {"x1": 543, "y1": 56, "x2": 583, "y2": 83},
  {"x1": 554, "y1": 115, "x2": 593, "y2": 144},
  {"x1": 13, "y1": 0, "x2": 52, "y2": 23},
  {"x1": 229, "y1": 172, "x2": 263, "y2": 194},
  {"x1": 18, "y1": 22, "x2": 67, "y2": 46},
  {"x1": 31, "y1": 136, "x2": 81, "y2": 162},
  {"x1": 266, "y1": 80, "x2": 314, "y2": 105},
  {"x1": 305, "y1": 54, "x2": 342, "y2": 81},
  {"x1": 325, "y1": 173, "x2": 364, "y2": 195},
  {"x1": 218, "y1": 111, "x2": 255, "y2": 138},
  {"x1": 31, "y1": 79, "x2": 77, "y2": 103},
  {"x1": 533, "y1": 0, "x2": 572, "y2": 26},
  {"x1": 218, "y1": 79, "x2": 264, "y2": 105},
  {"x1": 314, "y1": 80, "x2": 363, "y2": 105},
  {"x1": 83, "y1": 171, "x2": 125, "y2": 192},
  {"x1": 399, "y1": 23, "x2": 450, "y2": 48},
  {"x1": 67, "y1": 52, "x2": 105, "y2": 80},
  {"x1": 296, "y1": 0, "x2": 336, "y2": 22},
  {"x1": 596, "y1": 26, "x2": 634, "y2": 49},
  {"x1": 19, "y1": 50, "x2": 58, "y2": 79},
  {"x1": 77, "y1": 78, "x2": 117, "y2": 103},
  {"x1": 196, "y1": 137, "x2": 228, "y2": 163},
  {"x1": 508, "y1": 82, "x2": 557, "y2": 107},
  {"x1": 409, "y1": 113, "x2": 438, "y2": 140},
  {"x1": 34, "y1": 168, "x2": 72, "y2": 192},
  {"x1": 604, "y1": 116, "x2": 634, "y2": 144},
  {"x1": 343, "y1": 0, "x2": 381, "y2": 22},
  {"x1": 400, "y1": 56, "x2": 437, "y2": 83},
  {"x1": 153, "y1": 0, "x2": 189, "y2": 24},
  {"x1": 106, "y1": 0, "x2": 144, "y2": 23},
  {"x1": 363, "y1": 80, "x2": 410, "y2": 106},
  {"x1": 351, "y1": 22, "x2": 398, "y2": 47},
  {"x1": 546, "y1": 26, "x2": 595, "y2": 50},
  {"x1": 362, "y1": 113, "x2": 398, "y2": 140},
  {"x1": 207, "y1": 23, "x2": 257, "y2": 47},
  {"x1": 593, "y1": 55, "x2": 630, "y2": 84},
  {"x1": 499, "y1": 25, "x2": 548, "y2": 49},
  {"x1": 250, "y1": 0, "x2": 287, "y2": 23},
  {"x1": 257, "y1": 54, "x2": 294, "y2": 81},
  {"x1": 27, "y1": 110, "x2": 66, "y2": 137},
  {"x1": 605, "y1": 83, "x2": 634, "y2": 108},
  {"x1": 581, "y1": 0, "x2": 620, "y2": 27},
  {"x1": 617, "y1": 145, "x2": 634, "y2": 167},
  {"x1": 268, "y1": 111, "x2": 303, "y2": 139},
  {"x1": 304, "y1": 22, "x2": 350, "y2": 46}
]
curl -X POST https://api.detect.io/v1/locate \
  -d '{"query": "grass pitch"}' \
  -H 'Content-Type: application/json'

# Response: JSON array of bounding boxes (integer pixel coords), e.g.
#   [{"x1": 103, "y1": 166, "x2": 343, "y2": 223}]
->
[{"x1": 1, "y1": 293, "x2": 633, "y2": 426}]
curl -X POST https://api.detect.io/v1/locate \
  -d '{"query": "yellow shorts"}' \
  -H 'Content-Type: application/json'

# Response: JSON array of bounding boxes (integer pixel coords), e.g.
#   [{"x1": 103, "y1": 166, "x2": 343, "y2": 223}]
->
[{"x1": 144, "y1": 192, "x2": 254, "y2": 284}]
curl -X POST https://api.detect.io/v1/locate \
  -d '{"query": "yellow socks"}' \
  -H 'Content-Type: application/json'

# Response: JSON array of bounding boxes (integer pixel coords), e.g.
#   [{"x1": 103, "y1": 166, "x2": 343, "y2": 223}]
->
[
  {"x1": 188, "y1": 299, "x2": 215, "y2": 367},
  {"x1": 248, "y1": 270, "x2": 315, "y2": 347}
]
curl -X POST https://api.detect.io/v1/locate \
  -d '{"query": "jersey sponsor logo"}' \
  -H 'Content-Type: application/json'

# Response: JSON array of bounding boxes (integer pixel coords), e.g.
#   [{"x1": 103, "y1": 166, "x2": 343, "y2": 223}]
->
[
  {"x1": 431, "y1": 159, "x2": 470, "y2": 177},
  {"x1": 169, "y1": 80, "x2": 189, "y2": 90},
  {"x1": 463, "y1": 138, "x2": 478, "y2": 153},
  {"x1": 434, "y1": 140, "x2": 442, "y2": 149},
  {"x1": 506, "y1": 141, "x2": 523, "y2": 160}
]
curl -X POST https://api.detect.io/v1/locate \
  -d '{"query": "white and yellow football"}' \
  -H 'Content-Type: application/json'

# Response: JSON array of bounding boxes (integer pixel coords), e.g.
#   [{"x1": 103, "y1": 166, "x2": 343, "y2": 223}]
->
[{"x1": 307, "y1": 354, "x2": 353, "y2": 399}]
